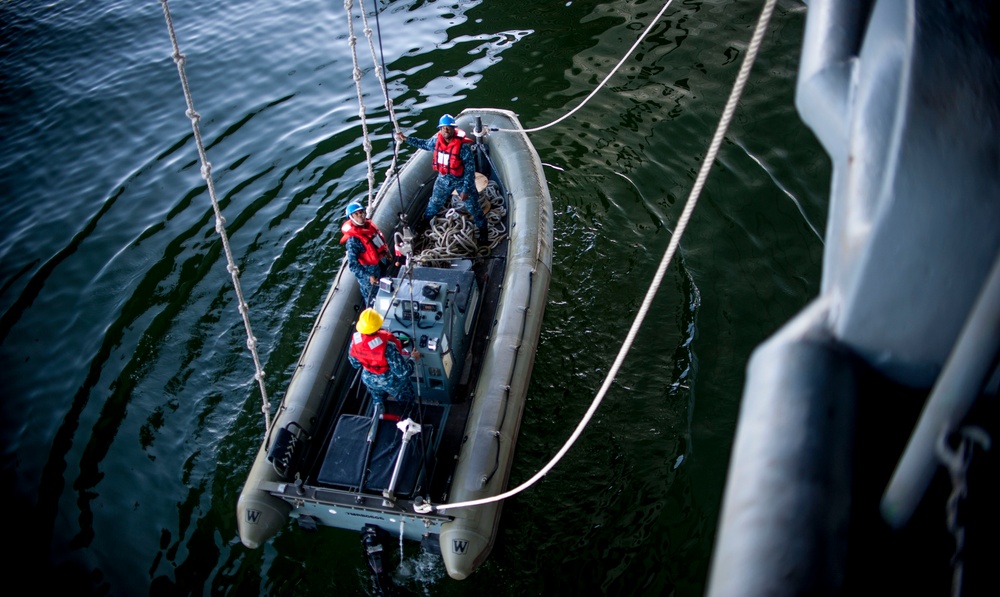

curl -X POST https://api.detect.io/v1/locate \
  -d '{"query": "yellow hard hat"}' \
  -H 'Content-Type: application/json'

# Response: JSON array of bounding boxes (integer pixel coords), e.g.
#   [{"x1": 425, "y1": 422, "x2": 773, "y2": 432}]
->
[{"x1": 356, "y1": 308, "x2": 384, "y2": 334}]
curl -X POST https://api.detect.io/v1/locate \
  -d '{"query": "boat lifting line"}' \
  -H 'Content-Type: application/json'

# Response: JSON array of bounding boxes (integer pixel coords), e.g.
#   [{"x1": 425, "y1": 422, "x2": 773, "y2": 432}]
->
[
  {"x1": 420, "y1": 0, "x2": 779, "y2": 514},
  {"x1": 159, "y1": 0, "x2": 273, "y2": 433},
  {"x1": 345, "y1": 0, "x2": 404, "y2": 210},
  {"x1": 162, "y1": 0, "x2": 777, "y2": 516}
]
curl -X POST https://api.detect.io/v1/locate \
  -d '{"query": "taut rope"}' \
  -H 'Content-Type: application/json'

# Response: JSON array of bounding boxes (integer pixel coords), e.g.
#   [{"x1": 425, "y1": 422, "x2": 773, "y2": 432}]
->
[
  {"x1": 424, "y1": 0, "x2": 779, "y2": 514},
  {"x1": 344, "y1": 0, "x2": 405, "y2": 212},
  {"x1": 159, "y1": 0, "x2": 272, "y2": 432}
]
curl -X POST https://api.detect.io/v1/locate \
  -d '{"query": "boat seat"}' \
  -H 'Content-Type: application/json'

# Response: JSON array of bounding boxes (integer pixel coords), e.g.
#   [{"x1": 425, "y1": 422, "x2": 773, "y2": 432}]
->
[{"x1": 316, "y1": 414, "x2": 432, "y2": 497}]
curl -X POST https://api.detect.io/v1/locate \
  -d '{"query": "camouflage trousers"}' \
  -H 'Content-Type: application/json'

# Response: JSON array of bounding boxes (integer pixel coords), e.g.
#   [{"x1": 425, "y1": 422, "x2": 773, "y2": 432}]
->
[
  {"x1": 361, "y1": 369, "x2": 415, "y2": 404},
  {"x1": 427, "y1": 175, "x2": 486, "y2": 230}
]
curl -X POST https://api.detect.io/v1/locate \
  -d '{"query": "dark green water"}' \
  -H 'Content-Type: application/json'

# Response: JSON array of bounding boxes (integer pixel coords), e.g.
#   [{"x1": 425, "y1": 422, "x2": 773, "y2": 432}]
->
[{"x1": 1, "y1": 0, "x2": 829, "y2": 594}]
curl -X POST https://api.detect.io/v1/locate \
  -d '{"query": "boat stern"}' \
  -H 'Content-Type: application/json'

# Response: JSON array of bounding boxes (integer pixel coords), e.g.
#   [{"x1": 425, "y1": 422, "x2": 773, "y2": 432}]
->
[
  {"x1": 439, "y1": 515, "x2": 497, "y2": 580},
  {"x1": 237, "y1": 486, "x2": 292, "y2": 548}
]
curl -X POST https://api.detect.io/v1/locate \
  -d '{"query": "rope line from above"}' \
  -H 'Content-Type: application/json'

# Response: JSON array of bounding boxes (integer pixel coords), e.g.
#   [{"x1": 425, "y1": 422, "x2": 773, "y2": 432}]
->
[
  {"x1": 420, "y1": 0, "x2": 779, "y2": 515},
  {"x1": 358, "y1": 1, "x2": 404, "y2": 164},
  {"x1": 159, "y1": 0, "x2": 272, "y2": 433},
  {"x1": 345, "y1": 0, "x2": 406, "y2": 213},
  {"x1": 496, "y1": 0, "x2": 677, "y2": 134},
  {"x1": 344, "y1": 0, "x2": 378, "y2": 209}
]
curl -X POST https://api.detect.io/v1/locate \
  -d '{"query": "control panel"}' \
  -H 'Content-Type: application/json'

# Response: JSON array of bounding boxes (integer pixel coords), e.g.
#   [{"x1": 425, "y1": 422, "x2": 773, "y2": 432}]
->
[{"x1": 372, "y1": 266, "x2": 479, "y2": 403}]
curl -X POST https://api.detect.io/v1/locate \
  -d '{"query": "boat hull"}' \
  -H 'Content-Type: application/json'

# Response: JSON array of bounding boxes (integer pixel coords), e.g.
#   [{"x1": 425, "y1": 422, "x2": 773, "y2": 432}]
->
[
  {"x1": 237, "y1": 109, "x2": 553, "y2": 581},
  {"x1": 438, "y1": 112, "x2": 553, "y2": 578}
]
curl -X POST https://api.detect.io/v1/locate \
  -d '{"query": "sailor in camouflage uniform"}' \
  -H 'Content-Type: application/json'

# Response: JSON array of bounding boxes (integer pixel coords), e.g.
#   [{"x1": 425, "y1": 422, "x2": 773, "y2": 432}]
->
[
  {"x1": 340, "y1": 201, "x2": 390, "y2": 304},
  {"x1": 396, "y1": 114, "x2": 489, "y2": 243},
  {"x1": 348, "y1": 308, "x2": 419, "y2": 405}
]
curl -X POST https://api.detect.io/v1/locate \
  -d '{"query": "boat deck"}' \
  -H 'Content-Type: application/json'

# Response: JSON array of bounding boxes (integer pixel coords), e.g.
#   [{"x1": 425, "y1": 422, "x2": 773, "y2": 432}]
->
[{"x1": 300, "y1": 165, "x2": 512, "y2": 511}]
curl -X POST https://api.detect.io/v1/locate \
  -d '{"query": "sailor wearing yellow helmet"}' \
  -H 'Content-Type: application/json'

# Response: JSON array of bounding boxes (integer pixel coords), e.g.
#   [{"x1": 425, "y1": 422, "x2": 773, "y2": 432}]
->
[{"x1": 348, "y1": 308, "x2": 420, "y2": 405}]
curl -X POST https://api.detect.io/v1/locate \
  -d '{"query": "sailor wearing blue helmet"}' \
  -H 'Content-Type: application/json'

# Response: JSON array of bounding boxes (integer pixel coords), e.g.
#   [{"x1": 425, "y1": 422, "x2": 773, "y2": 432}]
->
[
  {"x1": 339, "y1": 201, "x2": 390, "y2": 303},
  {"x1": 396, "y1": 114, "x2": 489, "y2": 244}
]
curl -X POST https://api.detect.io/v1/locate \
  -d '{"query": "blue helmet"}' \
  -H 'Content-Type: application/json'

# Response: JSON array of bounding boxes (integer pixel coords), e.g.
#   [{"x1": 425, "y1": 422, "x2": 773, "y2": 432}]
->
[
  {"x1": 437, "y1": 114, "x2": 457, "y2": 128},
  {"x1": 345, "y1": 201, "x2": 365, "y2": 218}
]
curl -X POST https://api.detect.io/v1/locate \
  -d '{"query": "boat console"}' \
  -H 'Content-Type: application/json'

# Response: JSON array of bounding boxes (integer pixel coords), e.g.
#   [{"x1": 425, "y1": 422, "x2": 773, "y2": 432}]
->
[{"x1": 372, "y1": 265, "x2": 480, "y2": 403}]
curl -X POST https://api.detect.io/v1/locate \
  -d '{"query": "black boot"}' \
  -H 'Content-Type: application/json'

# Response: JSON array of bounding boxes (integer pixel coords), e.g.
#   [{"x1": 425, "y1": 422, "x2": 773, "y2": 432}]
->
[
  {"x1": 413, "y1": 214, "x2": 430, "y2": 236},
  {"x1": 478, "y1": 225, "x2": 489, "y2": 245}
]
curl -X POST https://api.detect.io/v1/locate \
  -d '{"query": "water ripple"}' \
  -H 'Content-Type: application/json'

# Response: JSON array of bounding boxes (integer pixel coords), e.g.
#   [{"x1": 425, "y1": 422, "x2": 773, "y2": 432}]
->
[{"x1": 0, "y1": 1, "x2": 827, "y2": 593}]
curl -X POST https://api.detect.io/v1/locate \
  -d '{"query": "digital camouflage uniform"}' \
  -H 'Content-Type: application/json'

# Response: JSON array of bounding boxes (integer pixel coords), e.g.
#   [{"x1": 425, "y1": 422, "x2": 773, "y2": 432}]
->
[
  {"x1": 344, "y1": 235, "x2": 385, "y2": 302},
  {"x1": 403, "y1": 134, "x2": 487, "y2": 230},
  {"x1": 349, "y1": 339, "x2": 415, "y2": 404}
]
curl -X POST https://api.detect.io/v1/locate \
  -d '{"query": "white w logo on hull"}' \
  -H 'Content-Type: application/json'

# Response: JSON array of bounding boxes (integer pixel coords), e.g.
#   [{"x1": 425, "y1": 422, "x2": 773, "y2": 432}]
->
[
  {"x1": 452, "y1": 539, "x2": 469, "y2": 554},
  {"x1": 245, "y1": 509, "x2": 262, "y2": 524}
]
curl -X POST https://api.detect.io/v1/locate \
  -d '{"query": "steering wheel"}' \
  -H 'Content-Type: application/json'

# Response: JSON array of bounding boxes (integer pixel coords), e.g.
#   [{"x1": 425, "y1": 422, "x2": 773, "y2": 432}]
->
[{"x1": 392, "y1": 330, "x2": 412, "y2": 349}]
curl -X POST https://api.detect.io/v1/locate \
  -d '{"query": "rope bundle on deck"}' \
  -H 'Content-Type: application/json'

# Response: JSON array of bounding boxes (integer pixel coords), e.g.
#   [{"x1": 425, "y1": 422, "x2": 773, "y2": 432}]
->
[{"x1": 410, "y1": 181, "x2": 507, "y2": 267}]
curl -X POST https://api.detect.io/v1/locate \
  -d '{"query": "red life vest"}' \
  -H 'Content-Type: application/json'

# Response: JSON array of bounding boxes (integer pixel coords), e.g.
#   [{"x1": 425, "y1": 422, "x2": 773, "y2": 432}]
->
[
  {"x1": 339, "y1": 220, "x2": 389, "y2": 266},
  {"x1": 433, "y1": 129, "x2": 472, "y2": 177},
  {"x1": 350, "y1": 330, "x2": 402, "y2": 374}
]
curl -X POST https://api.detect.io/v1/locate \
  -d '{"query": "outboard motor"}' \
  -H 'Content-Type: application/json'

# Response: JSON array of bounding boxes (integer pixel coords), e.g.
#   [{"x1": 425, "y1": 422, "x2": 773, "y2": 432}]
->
[{"x1": 361, "y1": 524, "x2": 394, "y2": 595}]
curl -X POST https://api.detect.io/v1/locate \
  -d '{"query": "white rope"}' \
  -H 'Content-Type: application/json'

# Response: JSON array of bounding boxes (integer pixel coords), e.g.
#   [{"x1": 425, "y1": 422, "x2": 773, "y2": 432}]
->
[
  {"x1": 344, "y1": 0, "x2": 378, "y2": 209},
  {"x1": 159, "y1": 0, "x2": 272, "y2": 433},
  {"x1": 497, "y1": 0, "x2": 677, "y2": 134},
  {"x1": 357, "y1": 0, "x2": 405, "y2": 178},
  {"x1": 345, "y1": 0, "x2": 407, "y2": 210},
  {"x1": 409, "y1": 183, "x2": 507, "y2": 266},
  {"x1": 431, "y1": 0, "x2": 778, "y2": 514}
]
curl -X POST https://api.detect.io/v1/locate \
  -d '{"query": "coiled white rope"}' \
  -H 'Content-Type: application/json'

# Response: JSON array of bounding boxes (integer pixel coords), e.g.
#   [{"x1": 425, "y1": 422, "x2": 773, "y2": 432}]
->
[
  {"x1": 409, "y1": 183, "x2": 507, "y2": 266},
  {"x1": 427, "y1": 0, "x2": 779, "y2": 514},
  {"x1": 159, "y1": 0, "x2": 272, "y2": 433}
]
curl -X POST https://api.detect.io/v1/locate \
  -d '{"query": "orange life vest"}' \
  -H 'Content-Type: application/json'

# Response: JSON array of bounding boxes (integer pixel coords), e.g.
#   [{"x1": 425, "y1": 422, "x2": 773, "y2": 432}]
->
[
  {"x1": 339, "y1": 220, "x2": 389, "y2": 265},
  {"x1": 433, "y1": 129, "x2": 472, "y2": 177},
  {"x1": 350, "y1": 330, "x2": 402, "y2": 374}
]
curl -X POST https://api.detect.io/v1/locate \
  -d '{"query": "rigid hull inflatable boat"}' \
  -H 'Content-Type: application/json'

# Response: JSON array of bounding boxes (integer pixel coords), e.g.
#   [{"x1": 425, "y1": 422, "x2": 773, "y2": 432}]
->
[{"x1": 236, "y1": 108, "x2": 553, "y2": 580}]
